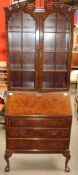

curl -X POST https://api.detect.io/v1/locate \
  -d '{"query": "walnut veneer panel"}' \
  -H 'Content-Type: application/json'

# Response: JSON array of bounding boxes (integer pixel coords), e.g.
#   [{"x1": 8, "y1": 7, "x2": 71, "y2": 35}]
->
[
  {"x1": 6, "y1": 117, "x2": 71, "y2": 127},
  {"x1": 6, "y1": 93, "x2": 71, "y2": 116},
  {"x1": 6, "y1": 128, "x2": 70, "y2": 138},
  {"x1": 7, "y1": 139, "x2": 69, "y2": 150}
]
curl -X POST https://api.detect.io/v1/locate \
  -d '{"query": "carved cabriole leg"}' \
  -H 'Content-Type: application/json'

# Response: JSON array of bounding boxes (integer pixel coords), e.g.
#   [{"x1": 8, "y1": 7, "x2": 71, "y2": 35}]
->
[
  {"x1": 4, "y1": 150, "x2": 12, "y2": 172},
  {"x1": 63, "y1": 150, "x2": 71, "y2": 172}
]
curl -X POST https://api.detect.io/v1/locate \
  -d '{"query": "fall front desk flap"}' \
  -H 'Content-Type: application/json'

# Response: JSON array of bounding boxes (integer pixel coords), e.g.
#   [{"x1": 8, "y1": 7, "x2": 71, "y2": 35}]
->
[{"x1": 5, "y1": 92, "x2": 72, "y2": 116}]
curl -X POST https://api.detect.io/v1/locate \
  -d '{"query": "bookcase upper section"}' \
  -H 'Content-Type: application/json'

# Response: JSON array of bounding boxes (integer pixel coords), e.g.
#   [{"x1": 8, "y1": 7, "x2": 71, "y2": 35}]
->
[{"x1": 4, "y1": 1, "x2": 75, "y2": 92}]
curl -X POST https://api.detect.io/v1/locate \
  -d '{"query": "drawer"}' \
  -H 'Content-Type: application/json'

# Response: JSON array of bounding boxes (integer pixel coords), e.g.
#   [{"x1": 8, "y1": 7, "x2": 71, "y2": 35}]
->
[
  {"x1": 5, "y1": 116, "x2": 71, "y2": 128},
  {"x1": 6, "y1": 128, "x2": 70, "y2": 138},
  {"x1": 7, "y1": 139, "x2": 69, "y2": 150}
]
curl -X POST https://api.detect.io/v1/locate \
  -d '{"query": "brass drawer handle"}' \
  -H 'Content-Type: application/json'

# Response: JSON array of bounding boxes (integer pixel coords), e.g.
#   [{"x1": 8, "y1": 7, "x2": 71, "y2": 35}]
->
[
  {"x1": 18, "y1": 120, "x2": 24, "y2": 126},
  {"x1": 47, "y1": 142, "x2": 56, "y2": 149},
  {"x1": 50, "y1": 129, "x2": 58, "y2": 136},
  {"x1": 18, "y1": 129, "x2": 26, "y2": 136},
  {"x1": 19, "y1": 142, "x2": 26, "y2": 148}
]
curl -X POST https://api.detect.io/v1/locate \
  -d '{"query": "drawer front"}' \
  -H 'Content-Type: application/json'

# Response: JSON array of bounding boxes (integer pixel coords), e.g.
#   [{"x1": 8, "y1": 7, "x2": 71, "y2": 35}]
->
[
  {"x1": 6, "y1": 128, "x2": 70, "y2": 138},
  {"x1": 7, "y1": 139, "x2": 69, "y2": 150},
  {"x1": 5, "y1": 116, "x2": 71, "y2": 128}
]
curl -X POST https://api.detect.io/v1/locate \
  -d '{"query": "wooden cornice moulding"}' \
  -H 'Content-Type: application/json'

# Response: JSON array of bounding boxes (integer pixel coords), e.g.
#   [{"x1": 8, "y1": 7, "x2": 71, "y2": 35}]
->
[
  {"x1": 3, "y1": 0, "x2": 77, "y2": 26},
  {"x1": 4, "y1": 1, "x2": 35, "y2": 18},
  {"x1": 4, "y1": 0, "x2": 76, "y2": 11},
  {"x1": 43, "y1": 1, "x2": 76, "y2": 22},
  {"x1": 45, "y1": 0, "x2": 76, "y2": 11}
]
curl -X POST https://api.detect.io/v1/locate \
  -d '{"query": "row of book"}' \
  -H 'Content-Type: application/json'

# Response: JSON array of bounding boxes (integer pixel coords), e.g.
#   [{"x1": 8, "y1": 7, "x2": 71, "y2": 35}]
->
[{"x1": 0, "y1": 61, "x2": 7, "y2": 87}]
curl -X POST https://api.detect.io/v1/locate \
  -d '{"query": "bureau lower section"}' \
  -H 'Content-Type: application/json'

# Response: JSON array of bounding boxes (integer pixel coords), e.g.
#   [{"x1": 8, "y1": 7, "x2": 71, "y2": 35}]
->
[{"x1": 4, "y1": 115, "x2": 72, "y2": 172}]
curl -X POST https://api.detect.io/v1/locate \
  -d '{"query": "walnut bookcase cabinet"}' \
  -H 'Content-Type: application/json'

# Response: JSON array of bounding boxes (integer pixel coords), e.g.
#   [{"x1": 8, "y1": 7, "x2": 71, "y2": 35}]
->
[{"x1": 4, "y1": 1, "x2": 75, "y2": 172}]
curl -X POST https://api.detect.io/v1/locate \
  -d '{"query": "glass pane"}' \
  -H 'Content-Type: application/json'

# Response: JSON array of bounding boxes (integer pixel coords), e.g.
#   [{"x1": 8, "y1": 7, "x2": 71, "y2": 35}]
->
[
  {"x1": 57, "y1": 12, "x2": 70, "y2": 32},
  {"x1": 43, "y1": 52, "x2": 55, "y2": 70},
  {"x1": 56, "y1": 33, "x2": 70, "y2": 52},
  {"x1": 9, "y1": 52, "x2": 22, "y2": 69},
  {"x1": 44, "y1": 33, "x2": 55, "y2": 52},
  {"x1": 10, "y1": 71, "x2": 22, "y2": 87},
  {"x1": 8, "y1": 11, "x2": 21, "y2": 31},
  {"x1": 56, "y1": 52, "x2": 68, "y2": 69},
  {"x1": 22, "y1": 71, "x2": 35, "y2": 88},
  {"x1": 22, "y1": 13, "x2": 36, "y2": 89},
  {"x1": 23, "y1": 33, "x2": 35, "y2": 51},
  {"x1": 42, "y1": 72, "x2": 54, "y2": 88},
  {"x1": 44, "y1": 13, "x2": 56, "y2": 32},
  {"x1": 8, "y1": 12, "x2": 36, "y2": 89},
  {"x1": 22, "y1": 52, "x2": 35, "y2": 69},
  {"x1": 42, "y1": 12, "x2": 70, "y2": 90},
  {"x1": 23, "y1": 13, "x2": 35, "y2": 32},
  {"x1": 9, "y1": 32, "x2": 21, "y2": 51},
  {"x1": 55, "y1": 72, "x2": 67, "y2": 88}
]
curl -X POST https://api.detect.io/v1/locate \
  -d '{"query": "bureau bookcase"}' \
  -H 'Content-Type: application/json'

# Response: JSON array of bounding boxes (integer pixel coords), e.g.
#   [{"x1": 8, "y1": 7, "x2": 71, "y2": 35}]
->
[{"x1": 4, "y1": 0, "x2": 75, "y2": 172}]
